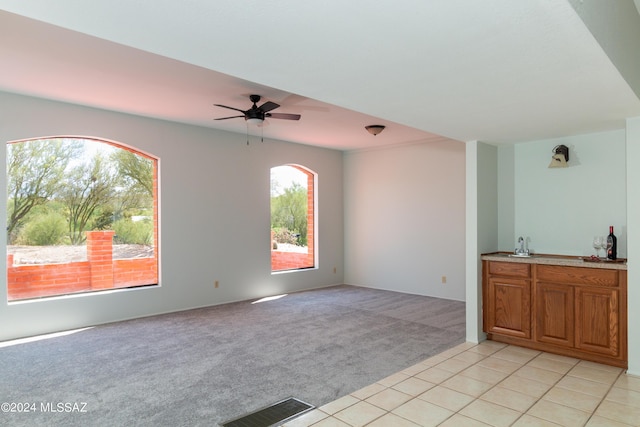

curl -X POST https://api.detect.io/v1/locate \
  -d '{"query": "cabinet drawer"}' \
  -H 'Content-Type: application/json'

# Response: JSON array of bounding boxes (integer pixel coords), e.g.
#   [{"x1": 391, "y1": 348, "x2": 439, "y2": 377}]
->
[
  {"x1": 489, "y1": 261, "x2": 530, "y2": 278},
  {"x1": 536, "y1": 265, "x2": 618, "y2": 287}
]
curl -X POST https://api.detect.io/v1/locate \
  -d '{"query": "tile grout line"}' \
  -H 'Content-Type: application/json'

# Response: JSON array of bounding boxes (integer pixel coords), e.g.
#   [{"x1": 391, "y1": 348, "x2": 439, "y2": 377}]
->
[
  {"x1": 294, "y1": 343, "x2": 631, "y2": 426},
  {"x1": 309, "y1": 342, "x2": 482, "y2": 425},
  {"x1": 439, "y1": 344, "x2": 547, "y2": 426},
  {"x1": 413, "y1": 344, "x2": 549, "y2": 425},
  {"x1": 361, "y1": 342, "x2": 506, "y2": 426},
  {"x1": 413, "y1": 345, "x2": 604, "y2": 426},
  {"x1": 363, "y1": 342, "x2": 506, "y2": 426},
  {"x1": 457, "y1": 346, "x2": 625, "y2": 426},
  {"x1": 510, "y1": 353, "x2": 585, "y2": 427},
  {"x1": 581, "y1": 369, "x2": 626, "y2": 426},
  {"x1": 478, "y1": 349, "x2": 626, "y2": 426}
]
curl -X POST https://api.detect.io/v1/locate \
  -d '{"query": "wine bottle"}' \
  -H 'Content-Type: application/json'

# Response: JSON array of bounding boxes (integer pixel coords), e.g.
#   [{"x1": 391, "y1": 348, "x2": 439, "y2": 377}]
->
[{"x1": 607, "y1": 226, "x2": 617, "y2": 260}]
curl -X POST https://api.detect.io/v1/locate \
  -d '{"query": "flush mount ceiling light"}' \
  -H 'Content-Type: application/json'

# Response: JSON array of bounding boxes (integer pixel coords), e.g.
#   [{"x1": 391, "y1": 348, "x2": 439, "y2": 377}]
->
[
  {"x1": 548, "y1": 144, "x2": 569, "y2": 168},
  {"x1": 365, "y1": 125, "x2": 385, "y2": 136}
]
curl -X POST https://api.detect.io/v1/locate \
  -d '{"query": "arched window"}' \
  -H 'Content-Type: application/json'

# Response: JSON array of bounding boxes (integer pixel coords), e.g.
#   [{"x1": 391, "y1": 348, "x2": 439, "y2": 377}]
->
[
  {"x1": 270, "y1": 165, "x2": 316, "y2": 272},
  {"x1": 6, "y1": 136, "x2": 159, "y2": 301}
]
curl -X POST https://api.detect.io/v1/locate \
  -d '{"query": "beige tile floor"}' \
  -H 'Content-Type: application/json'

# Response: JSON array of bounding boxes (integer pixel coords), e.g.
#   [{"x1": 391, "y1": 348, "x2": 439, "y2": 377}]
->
[{"x1": 283, "y1": 341, "x2": 640, "y2": 427}]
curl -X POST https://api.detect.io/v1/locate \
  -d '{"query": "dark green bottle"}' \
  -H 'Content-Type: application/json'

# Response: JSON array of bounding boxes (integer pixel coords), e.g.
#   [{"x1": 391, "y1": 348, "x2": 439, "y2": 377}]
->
[{"x1": 607, "y1": 226, "x2": 617, "y2": 260}]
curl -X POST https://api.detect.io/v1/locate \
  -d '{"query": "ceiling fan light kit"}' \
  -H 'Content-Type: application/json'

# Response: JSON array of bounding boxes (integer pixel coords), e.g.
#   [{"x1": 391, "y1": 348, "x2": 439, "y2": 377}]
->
[
  {"x1": 365, "y1": 125, "x2": 385, "y2": 136},
  {"x1": 246, "y1": 117, "x2": 263, "y2": 125}
]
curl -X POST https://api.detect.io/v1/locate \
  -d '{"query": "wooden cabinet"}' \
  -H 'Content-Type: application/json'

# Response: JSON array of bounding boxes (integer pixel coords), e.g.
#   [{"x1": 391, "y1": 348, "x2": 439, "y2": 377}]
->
[
  {"x1": 485, "y1": 262, "x2": 531, "y2": 339},
  {"x1": 483, "y1": 258, "x2": 627, "y2": 368},
  {"x1": 535, "y1": 282, "x2": 574, "y2": 347},
  {"x1": 488, "y1": 277, "x2": 531, "y2": 339},
  {"x1": 537, "y1": 264, "x2": 623, "y2": 359},
  {"x1": 575, "y1": 286, "x2": 620, "y2": 357}
]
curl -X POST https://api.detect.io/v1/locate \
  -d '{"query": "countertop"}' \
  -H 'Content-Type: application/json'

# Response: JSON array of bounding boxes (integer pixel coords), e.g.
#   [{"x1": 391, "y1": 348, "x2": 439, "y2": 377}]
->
[{"x1": 481, "y1": 252, "x2": 627, "y2": 270}]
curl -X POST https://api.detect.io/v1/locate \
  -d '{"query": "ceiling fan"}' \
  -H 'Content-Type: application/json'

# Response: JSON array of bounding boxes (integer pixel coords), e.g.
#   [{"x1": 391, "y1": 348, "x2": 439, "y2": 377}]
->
[{"x1": 214, "y1": 94, "x2": 301, "y2": 124}]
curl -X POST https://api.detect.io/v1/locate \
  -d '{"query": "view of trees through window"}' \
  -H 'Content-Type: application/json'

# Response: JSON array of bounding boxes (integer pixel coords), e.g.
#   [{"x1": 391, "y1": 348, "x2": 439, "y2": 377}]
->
[
  {"x1": 270, "y1": 165, "x2": 315, "y2": 271},
  {"x1": 6, "y1": 137, "x2": 158, "y2": 301}
]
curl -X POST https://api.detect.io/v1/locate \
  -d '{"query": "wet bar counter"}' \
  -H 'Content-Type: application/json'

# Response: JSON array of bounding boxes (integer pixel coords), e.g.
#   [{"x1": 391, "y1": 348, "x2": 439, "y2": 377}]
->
[{"x1": 481, "y1": 252, "x2": 627, "y2": 368}]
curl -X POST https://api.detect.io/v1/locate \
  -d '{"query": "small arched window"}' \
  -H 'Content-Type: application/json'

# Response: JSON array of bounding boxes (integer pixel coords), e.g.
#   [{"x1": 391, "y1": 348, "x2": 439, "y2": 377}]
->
[
  {"x1": 270, "y1": 165, "x2": 316, "y2": 272},
  {"x1": 6, "y1": 136, "x2": 159, "y2": 301}
]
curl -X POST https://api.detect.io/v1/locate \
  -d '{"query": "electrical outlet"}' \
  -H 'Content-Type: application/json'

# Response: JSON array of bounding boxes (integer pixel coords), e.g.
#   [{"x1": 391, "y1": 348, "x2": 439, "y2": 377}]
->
[
  {"x1": 214, "y1": 280, "x2": 219, "y2": 288},
  {"x1": 441, "y1": 276, "x2": 447, "y2": 284}
]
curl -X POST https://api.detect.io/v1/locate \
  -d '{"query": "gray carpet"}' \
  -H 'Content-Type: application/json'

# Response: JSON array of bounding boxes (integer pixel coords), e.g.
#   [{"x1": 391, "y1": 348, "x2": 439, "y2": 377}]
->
[{"x1": 0, "y1": 285, "x2": 465, "y2": 426}]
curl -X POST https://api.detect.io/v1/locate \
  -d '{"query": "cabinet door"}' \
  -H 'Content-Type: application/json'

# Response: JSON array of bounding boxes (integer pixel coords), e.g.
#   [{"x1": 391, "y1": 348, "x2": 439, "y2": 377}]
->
[
  {"x1": 487, "y1": 277, "x2": 531, "y2": 339},
  {"x1": 535, "y1": 283, "x2": 574, "y2": 347},
  {"x1": 575, "y1": 286, "x2": 619, "y2": 357}
]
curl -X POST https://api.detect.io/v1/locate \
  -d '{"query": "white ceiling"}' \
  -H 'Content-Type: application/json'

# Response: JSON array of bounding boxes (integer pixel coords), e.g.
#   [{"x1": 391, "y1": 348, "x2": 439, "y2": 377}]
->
[{"x1": 1, "y1": 1, "x2": 639, "y2": 151}]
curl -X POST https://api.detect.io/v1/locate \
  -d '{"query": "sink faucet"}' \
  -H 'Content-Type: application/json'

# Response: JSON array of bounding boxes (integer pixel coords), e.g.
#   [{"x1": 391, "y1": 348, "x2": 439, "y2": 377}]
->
[{"x1": 515, "y1": 236, "x2": 529, "y2": 256}]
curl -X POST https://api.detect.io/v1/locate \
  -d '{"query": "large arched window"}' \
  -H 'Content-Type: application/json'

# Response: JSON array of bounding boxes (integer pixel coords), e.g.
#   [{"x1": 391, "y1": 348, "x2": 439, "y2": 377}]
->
[
  {"x1": 270, "y1": 165, "x2": 316, "y2": 272},
  {"x1": 6, "y1": 136, "x2": 159, "y2": 301}
]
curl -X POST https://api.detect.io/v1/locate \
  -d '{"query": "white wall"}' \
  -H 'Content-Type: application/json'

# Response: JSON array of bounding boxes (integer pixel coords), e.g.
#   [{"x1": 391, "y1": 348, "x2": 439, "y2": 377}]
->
[
  {"x1": 505, "y1": 130, "x2": 627, "y2": 256},
  {"x1": 0, "y1": 91, "x2": 344, "y2": 341},
  {"x1": 465, "y1": 141, "x2": 498, "y2": 343},
  {"x1": 497, "y1": 145, "x2": 515, "y2": 251},
  {"x1": 626, "y1": 116, "x2": 640, "y2": 375},
  {"x1": 343, "y1": 139, "x2": 466, "y2": 301}
]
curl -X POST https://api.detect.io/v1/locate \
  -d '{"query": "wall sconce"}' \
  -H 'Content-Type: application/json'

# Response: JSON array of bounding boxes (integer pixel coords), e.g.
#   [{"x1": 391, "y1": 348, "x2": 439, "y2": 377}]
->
[
  {"x1": 365, "y1": 125, "x2": 385, "y2": 136},
  {"x1": 548, "y1": 144, "x2": 569, "y2": 168}
]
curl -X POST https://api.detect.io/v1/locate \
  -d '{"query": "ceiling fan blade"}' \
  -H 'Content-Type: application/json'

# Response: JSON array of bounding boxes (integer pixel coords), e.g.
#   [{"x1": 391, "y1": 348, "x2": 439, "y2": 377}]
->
[
  {"x1": 214, "y1": 115, "x2": 245, "y2": 120},
  {"x1": 214, "y1": 104, "x2": 246, "y2": 114},
  {"x1": 259, "y1": 101, "x2": 280, "y2": 113},
  {"x1": 266, "y1": 113, "x2": 301, "y2": 120}
]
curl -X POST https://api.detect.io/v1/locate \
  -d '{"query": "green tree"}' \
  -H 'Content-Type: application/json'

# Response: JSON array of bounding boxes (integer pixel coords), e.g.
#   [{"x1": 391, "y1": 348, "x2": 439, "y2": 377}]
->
[
  {"x1": 271, "y1": 182, "x2": 308, "y2": 246},
  {"x1": 60, "y1": 153, "x2": 118, "y2": 244},
  {"x1": 112, "y1": 149, "x2": 153, "y2": 197},
  {"x1": 110, "y1": 149, "x2": 154, "y2": 222},
  {"x1": 6, "y1": 139, "x2": 82, "y2": 244}
]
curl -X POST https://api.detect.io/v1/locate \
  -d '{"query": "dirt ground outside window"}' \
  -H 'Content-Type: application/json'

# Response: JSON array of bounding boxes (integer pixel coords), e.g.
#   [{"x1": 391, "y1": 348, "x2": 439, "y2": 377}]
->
[{"x1": 7, "y1": 244, "x2": 154, "y2": 265}]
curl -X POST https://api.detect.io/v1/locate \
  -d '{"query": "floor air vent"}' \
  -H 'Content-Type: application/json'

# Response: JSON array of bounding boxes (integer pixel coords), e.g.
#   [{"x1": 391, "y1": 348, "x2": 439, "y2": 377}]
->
[{"x1": 221, "y1": 397, "x2": 314, "y2": 427}]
